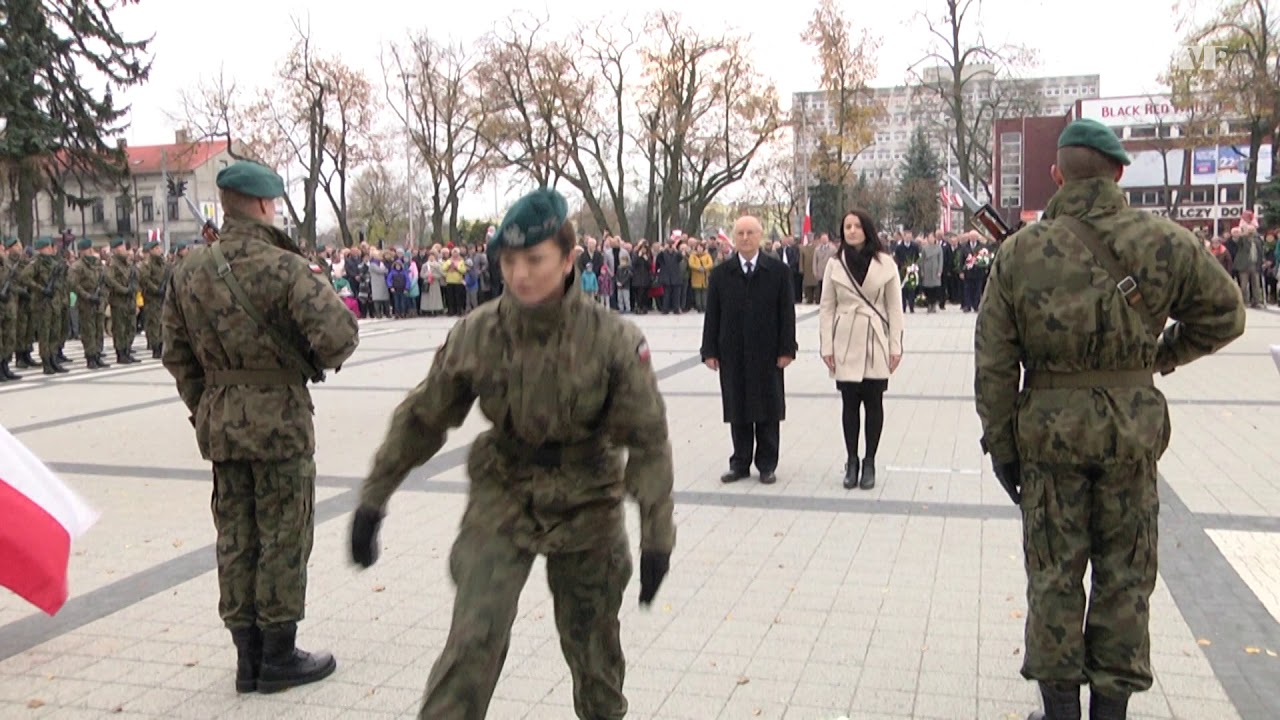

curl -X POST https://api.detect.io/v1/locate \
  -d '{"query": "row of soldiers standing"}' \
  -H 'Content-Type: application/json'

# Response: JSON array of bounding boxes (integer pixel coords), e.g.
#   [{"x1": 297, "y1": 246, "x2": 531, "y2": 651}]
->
[{"x1": 0, "y1": 235, "x2": 192, "y2": 380}]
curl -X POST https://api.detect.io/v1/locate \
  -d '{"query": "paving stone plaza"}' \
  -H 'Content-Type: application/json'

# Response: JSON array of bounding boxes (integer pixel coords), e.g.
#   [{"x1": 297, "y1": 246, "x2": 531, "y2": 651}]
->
[{"x1": 1, "y1": 307, "x2": 1278, "y2": 719}]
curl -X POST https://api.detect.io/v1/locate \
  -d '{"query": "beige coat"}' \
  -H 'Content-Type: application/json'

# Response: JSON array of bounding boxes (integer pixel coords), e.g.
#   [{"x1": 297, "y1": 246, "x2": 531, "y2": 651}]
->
[{"x1": 819, "y1": 251, "x2": 905, "y2": 382}]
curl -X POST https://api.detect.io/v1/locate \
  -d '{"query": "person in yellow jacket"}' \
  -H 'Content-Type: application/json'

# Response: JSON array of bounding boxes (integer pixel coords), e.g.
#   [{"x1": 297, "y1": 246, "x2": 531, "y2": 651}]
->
[{"x1": 688, "y1": 241, "x2": 714, "y2": 311}]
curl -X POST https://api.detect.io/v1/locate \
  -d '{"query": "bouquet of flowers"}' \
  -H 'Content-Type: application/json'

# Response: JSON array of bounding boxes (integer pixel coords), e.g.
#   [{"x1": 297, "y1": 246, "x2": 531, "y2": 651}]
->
[
  {"x1": 974, "y1": 248, "x2": 992, "y2": 269},
  {"x1": 903, "y1": 263, "x2": 920, "y2": 291}
]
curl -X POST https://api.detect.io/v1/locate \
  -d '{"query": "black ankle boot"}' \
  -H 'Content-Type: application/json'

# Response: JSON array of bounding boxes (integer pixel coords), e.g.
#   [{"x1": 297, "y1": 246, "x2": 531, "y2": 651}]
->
[
  {"x1": 859, "y1": 458, "x2": 876, "y2": 490},
  {"x1": 230, "y1": 627, "x2": 263, "y2": 693},
  {"x1": 15, "y1": 352, "x2": 34, "y2": 369},
  {"x1": 843, "y1": 460, "x2": 859, "y2": 489},
  {"x1": 1089, "y1": 690, "x2": 1127, "y2": 720},
  {"x1": 256, "y1": 623, "x2": 336, "y2": 694},
  {"x1": 0, "y1": 360, "x2": 17, "y2": 380},
  {"x1": 1028, "y1": 682, "x2": 1081, "y2": 720},
  {"x1": 56, "y1": 350, "x2": 69, "y2": 363},
  {"x1": 42, "y1": 357, "x2": 57, "y2": 375}
]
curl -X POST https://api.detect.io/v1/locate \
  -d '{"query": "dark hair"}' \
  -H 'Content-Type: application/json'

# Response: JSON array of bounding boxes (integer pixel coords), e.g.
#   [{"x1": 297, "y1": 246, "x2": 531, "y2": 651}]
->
[{"x1": 839, "y1": 209, "x2": 885, "y2": 259}]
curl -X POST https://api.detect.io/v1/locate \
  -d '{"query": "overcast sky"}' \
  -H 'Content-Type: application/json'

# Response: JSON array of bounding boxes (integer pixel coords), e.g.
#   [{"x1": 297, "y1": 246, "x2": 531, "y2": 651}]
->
[{"x1": 108, "y1": 0, "x2": 1201, "y2": 220}]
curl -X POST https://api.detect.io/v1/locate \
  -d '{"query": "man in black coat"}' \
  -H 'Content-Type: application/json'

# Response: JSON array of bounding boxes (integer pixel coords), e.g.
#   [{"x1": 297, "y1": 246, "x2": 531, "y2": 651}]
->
[
  {"x1": 700, "y1": 215, "x2": 798, "y2": 485},
  {"x1": 780, "y1": 236, "x2": 802, "y2": 303}
]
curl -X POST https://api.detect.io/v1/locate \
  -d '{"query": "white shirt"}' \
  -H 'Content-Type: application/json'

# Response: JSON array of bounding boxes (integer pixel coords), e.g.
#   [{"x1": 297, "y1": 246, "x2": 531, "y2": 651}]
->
[{"x1": 738, "y1": 251, "x2": 759, "y2": 274}]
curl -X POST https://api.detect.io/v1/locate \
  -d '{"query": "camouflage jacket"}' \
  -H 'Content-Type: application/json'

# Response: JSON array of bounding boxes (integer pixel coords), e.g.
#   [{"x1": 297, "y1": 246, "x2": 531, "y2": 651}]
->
[
  {"x1": 0, "y1": 254, "x2": 20, "y2": 308},
  {"x1": 139, "y1": 255, "x2": 167, "y2": 298},
  {"x1": 20, "y1": 254, "x2": 69, "y2": 307},
  {"x1": 161, "y1": 212, "x2": 360, "y2": 462},
  {"x1": 975, "y1": 178, "x2": 1245, "y2": 465},
  {"x1": 68, "y1": 256, "x2": 107, "y2": 306},
  {"x1": 359, "y1": 275, "x2": 677, "y2": 555},
  {"x1": 104, "y1": 255, "x2": 135, "y2": 305}
]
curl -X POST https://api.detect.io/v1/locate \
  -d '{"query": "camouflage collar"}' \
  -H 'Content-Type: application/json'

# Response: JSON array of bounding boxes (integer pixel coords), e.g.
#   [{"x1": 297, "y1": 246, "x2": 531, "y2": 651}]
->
[
  {"x1": 1042, "y1": 177, "x2": 1128, "y2": 220},
  {"x1": 222, "y1": 211, "x2": 305, "y2": 256},
  {"x1": 499, "y1": 269, "x2": 585, "y2": 339}
]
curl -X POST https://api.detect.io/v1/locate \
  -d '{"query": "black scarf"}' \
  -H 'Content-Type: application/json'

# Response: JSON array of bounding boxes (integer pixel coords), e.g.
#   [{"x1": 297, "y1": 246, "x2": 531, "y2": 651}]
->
[{"x1": 841, "y1": 244, "x2": 873, "y2": 286}]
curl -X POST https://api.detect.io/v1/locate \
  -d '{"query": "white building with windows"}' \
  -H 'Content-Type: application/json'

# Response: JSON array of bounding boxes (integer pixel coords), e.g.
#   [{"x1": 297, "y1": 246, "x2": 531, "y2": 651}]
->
[{"x1": 792, "y1": 65, "x2": 1100, "y2": 195}]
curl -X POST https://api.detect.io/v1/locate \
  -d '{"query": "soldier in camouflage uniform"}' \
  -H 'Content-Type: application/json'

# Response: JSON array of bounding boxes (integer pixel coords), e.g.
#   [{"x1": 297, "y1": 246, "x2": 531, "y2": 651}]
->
[
  {"x1": 0, "y1": 237, "x2": 23, "y2": 381},
  {"x1": 17, "y1": 238, "x2": 71, "y2": 375},
  {"x1": 161, "y1": 161, "x2": 359, "y2": 694},
  {"x1": 55, "y1": 242, "x2": 73, "y2": 363},
  {"x1": 350, "y1": 188, "x2": 675, "y2": 720},
  {"x1": 104, "y1": 237, "x2": 139, "y2": 364},
  {"x1": 68, "y1": 238, "x2": 111, "y2": 370},
  {"x1": 11, "y1": 239, "x2": 37, "y2": 370},
  {"x1": 139, "y1": 240, "x2": 168, "y2": 358},
  {"x1": 974, "y1": 119, "x2": 1246, "y2": 720}
]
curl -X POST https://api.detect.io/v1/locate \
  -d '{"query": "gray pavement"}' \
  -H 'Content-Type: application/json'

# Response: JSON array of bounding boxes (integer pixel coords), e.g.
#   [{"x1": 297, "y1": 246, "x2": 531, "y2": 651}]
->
[{"x1": 1, "y1": 305, "x2": 1278, "y2": 719}]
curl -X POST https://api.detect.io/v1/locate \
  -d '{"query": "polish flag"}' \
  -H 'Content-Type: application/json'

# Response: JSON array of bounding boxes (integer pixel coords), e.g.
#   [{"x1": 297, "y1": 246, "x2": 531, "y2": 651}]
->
[
  {"x1": 716, "y1": 228, "x2": 730, "y2": 243},
  {"x1": 0, "y1": 423, "x2": 99, "y2": 615},
  {"x1": 802, "y1": 197, "x2": 812, "y2": 236}
]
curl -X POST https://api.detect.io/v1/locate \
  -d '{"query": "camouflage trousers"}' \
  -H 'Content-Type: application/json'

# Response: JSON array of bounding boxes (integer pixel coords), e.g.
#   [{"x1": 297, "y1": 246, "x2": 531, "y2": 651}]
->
[
  {"x1": 211, "y1": 457, "x2": 316, "y2": 630},
  {"x1": 109, "y1": 302, "x2": 135, "y2": 356},
  {"x1": 16, "y1": 298, "x2": 32, "y2": 352},
  {"x1": 0, "y1": 298, "x2": 14, "y2": 357},
  {"x1": 1020, "y1": 459, "x2": 1159, "y2": 696},
  {"x1": 78, "y1": 302, "x2": 106, "y2": 356},
  {"x1": 32, "y1": 305, "x2": 62, "y2": 362},
  {"x1": 143, "y1": 297, "x2": 163, "y2": 349},
  {"x1": 419, "y1": 524, "x2": 633, "y2": 720}
]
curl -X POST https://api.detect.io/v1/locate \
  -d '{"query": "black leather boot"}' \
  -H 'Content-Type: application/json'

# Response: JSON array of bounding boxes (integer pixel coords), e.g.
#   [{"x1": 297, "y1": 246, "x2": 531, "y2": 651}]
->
[
  {"x1": 1028, "y1": 682, "x2": 1082, "y2": 720},
  {"x1": 230, "y1": 627, "x2": 264, "y2": 693},
  {"x1": 1089, "y1": 690, "x2": 1127, "y2": 720},
  {"x1": 0, "y1": 359, "x2": 16, "y2": 381},
  {"x1": 97, "y1": 354, "x2": 111, "y2": 368},
  {"x1": 117, "y1": 350, "x2": 135, "y2": 365},
  {"x1": 152, "y1": 344, "x2": 163, "y2": 359},
  {"x1": 843, "y1": 460, "x2": 859, "y2": 489},
  {"x1": 56, "y1": 349, "x2": 69, "y2": 363},
  {"x1": 15, "y1": 352, "x2": 34, "y2": 369},
  {"x1": 256, "y1": 624, "x2": 336, "y2": 694},
  {"x1": 86, "y1": 356, "x2": 97, "y2": 369},
  {"x1": 859, "y1": 457, "x2": 877, "y2": 490},
  {"x1": 42, "y1": 356, "x2": 58, "y2": 376}
]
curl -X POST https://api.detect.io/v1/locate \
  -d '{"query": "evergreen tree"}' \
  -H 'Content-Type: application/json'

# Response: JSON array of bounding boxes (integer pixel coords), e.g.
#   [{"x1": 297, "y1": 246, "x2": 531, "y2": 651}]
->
[
  {"x1": 1259, "y1": 175, "x2": 1280, "y2": 231},
  {"x1": 892, "y1": 127, "x2": 942, "y2": 234},
  {"x1": 0, "y1": 0, "x2": 151, "y2": 242}
]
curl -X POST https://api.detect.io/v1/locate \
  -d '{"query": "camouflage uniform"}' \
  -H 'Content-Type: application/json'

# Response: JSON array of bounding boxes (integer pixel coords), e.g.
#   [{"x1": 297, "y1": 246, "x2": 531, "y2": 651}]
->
[
  {"x1": 139, "y1": 252, "x2": 168, "y2": 356},
  {"x1": 357, "y1": 275, "x2": 676, "y2": 720},
  {"x1": 19, "y1": 249, "x2": 69, "y2": 372},
  {"x1": 162, "y1": 211, "x2": 358, "y2": 628},
  {"x1": 0, "y1": 246, "x2": 22, "y2": 379},
  {"x1": 104, "y1": 252, "x2": 137, "y2": 361},
  {"x1": 13, "y1": 250, "x2": 36, "y2": 366},
  {"x1": 68, "y1": 252, "x2": 110, "y2": 368},
  {"x1": 975, "y1": 177, "x2": 1245, "y2": 702}
]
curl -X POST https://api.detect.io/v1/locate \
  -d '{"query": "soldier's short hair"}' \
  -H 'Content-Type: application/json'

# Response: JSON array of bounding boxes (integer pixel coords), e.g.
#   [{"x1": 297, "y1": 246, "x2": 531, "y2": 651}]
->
[
  {"x1": 219, "y1": 188, "x2": 261, "y2": 216},
  {"x1": 1056, "y1": 146, "x2": 1121, "y2": 181}
]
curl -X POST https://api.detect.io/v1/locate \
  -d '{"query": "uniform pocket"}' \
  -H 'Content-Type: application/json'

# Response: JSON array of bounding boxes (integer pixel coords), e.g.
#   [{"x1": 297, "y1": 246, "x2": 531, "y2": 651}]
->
[{"x1": 1020, "y1": 474, "x2": 1054, "y2": 573}]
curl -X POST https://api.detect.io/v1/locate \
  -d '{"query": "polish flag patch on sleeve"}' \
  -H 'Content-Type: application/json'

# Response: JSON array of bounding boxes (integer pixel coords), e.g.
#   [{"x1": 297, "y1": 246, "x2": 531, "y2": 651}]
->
[
  {"x1": 308, "y1": 263, "x2": 324, "y2": 274},
  {"x1": 636, "y1": 339, "x2": 651, "y2": 363}
]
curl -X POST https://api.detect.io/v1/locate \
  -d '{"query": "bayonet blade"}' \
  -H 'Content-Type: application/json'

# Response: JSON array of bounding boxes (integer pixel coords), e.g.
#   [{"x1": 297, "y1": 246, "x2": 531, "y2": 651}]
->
[{"x1": 946, "y1": 173, "x2": 982, "y2": 213}]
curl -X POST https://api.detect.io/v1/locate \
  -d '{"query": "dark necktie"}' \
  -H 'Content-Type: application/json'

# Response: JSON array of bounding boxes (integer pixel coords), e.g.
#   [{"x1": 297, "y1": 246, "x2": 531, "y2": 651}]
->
[{"x1": 744, "y1": 260, "x2": 753, "y2": 277}]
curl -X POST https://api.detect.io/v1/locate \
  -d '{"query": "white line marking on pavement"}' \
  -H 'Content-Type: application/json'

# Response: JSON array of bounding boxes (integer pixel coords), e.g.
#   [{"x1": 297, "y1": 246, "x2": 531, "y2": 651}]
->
[
  {"x1": 885, "y1": 465, "x2": 982, "y2": 475},
  {"x1": 0, "y1": 361, "x2": 165, "y2": 392}
]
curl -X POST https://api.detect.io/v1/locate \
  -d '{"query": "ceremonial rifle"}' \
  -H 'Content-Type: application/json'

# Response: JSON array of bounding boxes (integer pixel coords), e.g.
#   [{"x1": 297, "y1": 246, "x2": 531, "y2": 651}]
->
[
  {"x1": 183, "y1": 196, "x2": 220, "y2": 243},
  {"x1": 946, "y1": 173, "x2": 1015, "y2": 242}
]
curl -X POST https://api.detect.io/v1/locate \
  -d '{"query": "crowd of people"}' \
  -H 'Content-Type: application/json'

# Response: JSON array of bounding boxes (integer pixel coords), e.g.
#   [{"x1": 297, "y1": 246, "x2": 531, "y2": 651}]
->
[{"x1": 1201, "y1": 222, "x2": 1279, "y2": 307}]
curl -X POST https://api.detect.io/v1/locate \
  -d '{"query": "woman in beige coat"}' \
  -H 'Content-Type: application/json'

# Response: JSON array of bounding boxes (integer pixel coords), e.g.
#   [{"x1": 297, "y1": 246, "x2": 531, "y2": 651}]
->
[{"x1": 819, "y1": 209, "x2": 905, "y2": 490}]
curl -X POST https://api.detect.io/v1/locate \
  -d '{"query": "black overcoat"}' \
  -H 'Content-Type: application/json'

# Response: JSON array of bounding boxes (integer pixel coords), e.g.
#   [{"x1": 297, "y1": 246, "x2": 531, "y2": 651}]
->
[{"x1": 700, "y1": 252, "x2": 798, "y2": 424}]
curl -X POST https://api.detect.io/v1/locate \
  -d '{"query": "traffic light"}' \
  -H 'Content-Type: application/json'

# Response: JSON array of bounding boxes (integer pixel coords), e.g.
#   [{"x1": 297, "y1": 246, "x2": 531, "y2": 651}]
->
[
  {"x1": 166, "y1": 178, "x2": 176, "y2": 197},
  {"x1": 165, "y1": 179, "x2": 188, "y2": 198}
]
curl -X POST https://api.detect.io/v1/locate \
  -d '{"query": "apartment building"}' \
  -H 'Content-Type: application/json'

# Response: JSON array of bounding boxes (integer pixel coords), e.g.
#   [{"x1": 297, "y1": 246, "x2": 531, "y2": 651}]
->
[{"x1": 792, "y1": 65, "x2": 1100, "y2": 197}]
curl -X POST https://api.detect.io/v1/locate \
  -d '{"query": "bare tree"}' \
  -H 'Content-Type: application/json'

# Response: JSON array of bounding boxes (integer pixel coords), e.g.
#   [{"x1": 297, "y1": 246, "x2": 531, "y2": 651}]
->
[
  {"x1": 348, "y1": 163, "x2": 410, "y2": 247},
  {"x1": 1177, "y1": 0, "x2": 1280, "y2": 207},
  {"x1": 639, "y1": 12, "x2": 782, "y2": 235},
  {"x1": 908, "y1": 0, "x2": 1037, "y2": 206},
  {"x1": 384, "y1": 32, "x2": 487, "y2": 244},
  {"x1": 311, "y1": 59, "x2": 382, "y2": 247},
  {"x1": 745, "y1": 138, "x2": 804, "y2": 237},
  {"x1": 170, "y1": 68, "x2": 259, "y2": 162}
]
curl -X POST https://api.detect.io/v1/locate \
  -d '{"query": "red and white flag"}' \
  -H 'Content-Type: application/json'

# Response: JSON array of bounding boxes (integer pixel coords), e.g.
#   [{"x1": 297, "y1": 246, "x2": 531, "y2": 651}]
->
[
  {"x1": 802, "y1": 196, "x2": 812, "y2": 236},
  {"x1": 0, "y1": 422, "x2": 99, "y2": 615}
]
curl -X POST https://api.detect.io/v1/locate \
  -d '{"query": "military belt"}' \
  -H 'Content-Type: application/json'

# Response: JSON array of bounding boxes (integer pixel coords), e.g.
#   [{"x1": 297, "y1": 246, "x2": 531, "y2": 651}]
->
[
  {"x1": 1023, "y1": 368, "x2": 1154, "y2": 390},
  {"x1": 491, "y1": 433, "x2": 604, "y2": 468},
  {"x1": 206, "y1": 369, "x2": 307, "y2": 387}
]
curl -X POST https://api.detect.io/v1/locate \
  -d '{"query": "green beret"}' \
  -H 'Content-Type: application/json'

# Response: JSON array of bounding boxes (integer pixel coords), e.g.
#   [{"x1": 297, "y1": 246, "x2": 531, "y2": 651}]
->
[
  {"x1": 34, "y1": 237, "x2": 53, "y2": 250},
  {"x1": 173, "y1": 242, "x2": 189, "y2": 253},
  {"x1": 76, "y1": 238, "x2": 94, "y2": 251},
  {"x1": 216, "y1": 161, "x2": 285, "y2": 199},
  {"x1": 144, "y1": 240, "x2": 160, "y2": 251},
  {"x1": 1, "y1": 237, "x2": 15, "y2": 249},
  {"x1": 488, "y1": 187, "x2": 569, "y2": 254},
  {"x1": 109, "y1": 237, "x2": 126, "y2": 249},
  {"x1": 1058, "y1": 118, "x2": 1130, "y2": 166}
]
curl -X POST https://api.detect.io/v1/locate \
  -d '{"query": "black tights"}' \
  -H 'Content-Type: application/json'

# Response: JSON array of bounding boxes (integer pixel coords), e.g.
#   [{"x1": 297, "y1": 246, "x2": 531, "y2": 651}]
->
[{"x1": 840, "y1": 383, "x2": 884, "y2": 463}]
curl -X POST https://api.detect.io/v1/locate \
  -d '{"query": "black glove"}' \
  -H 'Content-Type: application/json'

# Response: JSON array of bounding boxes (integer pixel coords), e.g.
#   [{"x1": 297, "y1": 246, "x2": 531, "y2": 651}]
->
[
  {"x1": 638, "y1": 550, "x2": 670, "y2": 607},
  {"x1": 350, "y1": 505, "x2": 384, "y2": 568},
  {"x1": 993, "y1": 461, "x2": 1022, "y2": 505}
]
